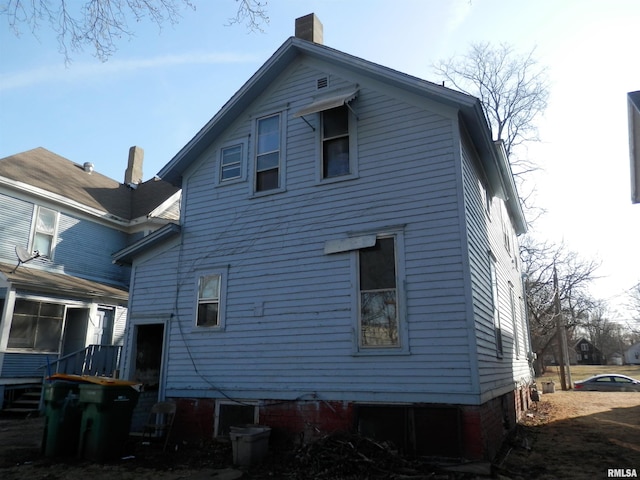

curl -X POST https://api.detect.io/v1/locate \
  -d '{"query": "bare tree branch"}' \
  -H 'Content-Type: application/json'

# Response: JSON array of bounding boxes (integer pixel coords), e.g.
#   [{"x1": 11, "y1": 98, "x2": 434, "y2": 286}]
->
[
  {"x1": 521, "y1": 236, "x2": 602, "y2": 373},
  {"x1": 1, "y1": 0, "x2": 270, "y2": 63},
  {"x1": 433, "y1": 43, "x2": 550, "y2": 180},
  {"x1": 226, "y1": 0, "x2": 268, "y2": 32}
]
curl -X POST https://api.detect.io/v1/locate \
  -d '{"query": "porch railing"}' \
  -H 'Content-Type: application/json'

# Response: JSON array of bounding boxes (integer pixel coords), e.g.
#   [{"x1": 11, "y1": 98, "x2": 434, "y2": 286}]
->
[{"x1": 46, "y1": 345, "x2": 122, "y2": 378}]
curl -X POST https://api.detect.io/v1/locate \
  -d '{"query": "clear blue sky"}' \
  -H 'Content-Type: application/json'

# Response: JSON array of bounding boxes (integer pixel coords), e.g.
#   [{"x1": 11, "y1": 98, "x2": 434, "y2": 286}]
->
[{"x1": 1, "y1": 0, "x2": 639, "y2": 320}]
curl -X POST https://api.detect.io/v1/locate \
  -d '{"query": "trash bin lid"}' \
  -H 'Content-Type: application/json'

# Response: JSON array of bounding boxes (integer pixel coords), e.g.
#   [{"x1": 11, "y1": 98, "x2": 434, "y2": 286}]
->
[{"x1": 48, "y1": 373, "x2": 141, "y2": 388}]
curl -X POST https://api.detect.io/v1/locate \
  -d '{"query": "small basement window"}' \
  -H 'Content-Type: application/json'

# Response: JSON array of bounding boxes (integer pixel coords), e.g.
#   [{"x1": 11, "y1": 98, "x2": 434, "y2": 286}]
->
[{"x1": 215, "y1": 401, "x2": 258, "y2": 437}]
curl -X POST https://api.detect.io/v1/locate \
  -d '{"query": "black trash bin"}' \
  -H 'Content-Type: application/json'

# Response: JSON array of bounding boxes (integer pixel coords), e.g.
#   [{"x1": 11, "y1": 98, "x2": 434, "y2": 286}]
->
[
  {"x1": 41, "y1": 381, "x2": 82, "y2": 457},
  {"x1": 77, "y1": 382, "x2": 140, "y2": 461}
]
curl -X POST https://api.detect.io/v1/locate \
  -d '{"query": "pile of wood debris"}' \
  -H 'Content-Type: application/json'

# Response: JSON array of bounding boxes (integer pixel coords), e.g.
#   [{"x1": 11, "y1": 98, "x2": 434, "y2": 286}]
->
[{"x1": 245, "y1": 432, "x2": 520, "y2": 479}]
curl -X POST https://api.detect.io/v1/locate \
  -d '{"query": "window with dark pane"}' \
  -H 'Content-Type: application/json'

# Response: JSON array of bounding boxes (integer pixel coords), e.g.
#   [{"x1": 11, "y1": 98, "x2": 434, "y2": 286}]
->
[
  {"x1": 8, "y1": 300, "x2": 64, "y2": 351},
  {"x1": 489, "y1": 256, "x2": 503, "y2": 357},
  {"x1": 358, "y1": 237, "x2": 399, "y2": 347},
  {"x1": 256, "y1": 114, "x2": 280, "y2": 191},
  {"x1": 322, "y1": 105, "x2": 350, "y2": 178},
  {"x1": 197, "y1": 275, "x2": 221, "y2": 327}
]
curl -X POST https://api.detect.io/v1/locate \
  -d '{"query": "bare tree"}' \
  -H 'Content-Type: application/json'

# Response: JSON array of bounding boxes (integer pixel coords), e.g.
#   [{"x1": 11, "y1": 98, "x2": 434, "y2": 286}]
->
[
  {"x1": 582, "y1": 304, "x2": 627, "y2": 362},
  {"x1": 1, "y1": 0, "x2": 269, "y2": 63},
  {"x1": 629, "y1": 282, "x2": 640, "y2": 318},
  {"x1": 433, "y1": 43, "x2": 549, "y2": 179},
  {"x1": 626, "y1": 281, "x2": 640, "y2": 335},
  {"x1": 521, "y1": 236, "x2": 600, "y2": 374}
]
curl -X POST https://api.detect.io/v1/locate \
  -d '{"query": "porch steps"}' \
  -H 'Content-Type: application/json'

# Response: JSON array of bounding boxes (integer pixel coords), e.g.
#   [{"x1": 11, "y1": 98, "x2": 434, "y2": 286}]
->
[{"x1": 1, "y1": 387, "x2": 42, "y2": 416}]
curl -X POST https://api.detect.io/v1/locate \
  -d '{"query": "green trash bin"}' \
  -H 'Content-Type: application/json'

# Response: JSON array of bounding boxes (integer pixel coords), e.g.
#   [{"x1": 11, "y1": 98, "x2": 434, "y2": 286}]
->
[
  {"x1": 42, "y1": 381, "x2": 83, "y2": 457},
  {"x1": 77, "y1": 383, "x2": 140, "y2": 461}
]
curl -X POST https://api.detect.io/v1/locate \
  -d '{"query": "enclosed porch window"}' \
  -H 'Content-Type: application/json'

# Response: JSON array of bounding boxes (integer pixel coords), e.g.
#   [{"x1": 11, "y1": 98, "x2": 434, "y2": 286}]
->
[{"x1": 8, "y1": 299, "x2": 64, "y2": 352}]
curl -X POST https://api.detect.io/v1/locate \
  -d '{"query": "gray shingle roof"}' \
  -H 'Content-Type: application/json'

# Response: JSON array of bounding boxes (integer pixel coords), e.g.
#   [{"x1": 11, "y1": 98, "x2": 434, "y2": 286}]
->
[
  {"x1": 0, "y1": 147, "x2": 179, "y2": 220},
  {"x1": 0, "y1": 261, "x2": 128, "y2": 303}
]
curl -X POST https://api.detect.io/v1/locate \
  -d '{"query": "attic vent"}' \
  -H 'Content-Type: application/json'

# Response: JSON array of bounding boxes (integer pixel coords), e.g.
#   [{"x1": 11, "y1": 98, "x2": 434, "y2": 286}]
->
[{"x1": 317, "y1": 76, "x2": 329, "y2": 90}]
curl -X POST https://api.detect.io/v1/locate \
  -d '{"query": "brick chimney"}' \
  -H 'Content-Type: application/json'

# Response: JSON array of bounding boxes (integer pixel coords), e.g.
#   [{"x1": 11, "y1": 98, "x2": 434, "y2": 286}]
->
[
  {"x1": 125, "y1": 146, "x2": 144, "y2": 185},
  {"x1": 295, "y1": 13, "x2": 323, "y2": 44}
]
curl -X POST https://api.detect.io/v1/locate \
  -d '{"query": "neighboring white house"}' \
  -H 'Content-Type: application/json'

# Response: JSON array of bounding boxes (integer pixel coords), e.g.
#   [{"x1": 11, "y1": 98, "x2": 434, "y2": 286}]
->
[
  {"x1": 625, "y1": 342, "x2": 640, "y2": 365},
  {"x1": 0, "y1": 147, "x2": 179, "y2": 410},
  {"x1": 116, "y1": 14, "x2": 532, "y2": 460}
]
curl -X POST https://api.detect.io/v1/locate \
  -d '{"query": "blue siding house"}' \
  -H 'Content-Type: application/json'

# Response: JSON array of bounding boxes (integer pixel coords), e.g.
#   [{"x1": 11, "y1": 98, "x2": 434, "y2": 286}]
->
[
  {"x1": 117, "y1": 14, "x2": 532, "y2": 459},
  {"x1": 0, "y1": 146, "x2": 179, "y2": 409}
]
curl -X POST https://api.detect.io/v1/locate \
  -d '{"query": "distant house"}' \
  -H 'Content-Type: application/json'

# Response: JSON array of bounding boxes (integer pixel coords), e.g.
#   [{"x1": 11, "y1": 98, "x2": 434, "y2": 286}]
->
[
  {"x1": 625, "y1": 342, "x2": 640, "y2": 365},
  {"x1": 0, "y1": 147, "x2": 179, "y2": 409},
  {"x1": 607, "y1": 352, "x2": 623, "y2": 366},
  {"x1": 116, "y1": 14, "x2": 532, "y2": 460},
  {"x1": 574, "y1": 337, "x2": 603, "y2": 365},
  {"x1": 629, "y1": 90, "x2": 640, "y2": 203}
]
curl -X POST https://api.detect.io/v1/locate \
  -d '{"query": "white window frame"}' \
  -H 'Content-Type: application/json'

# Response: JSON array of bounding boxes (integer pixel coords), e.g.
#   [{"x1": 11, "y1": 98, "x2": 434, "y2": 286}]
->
[
  {"x1": 489, "y1": 253, "x2": 503, "y2": 358},
  {"x1": 219, "y1": 142, "x2": 245, "y2": 184},
  {"x1": 509, "y1": 282, "x2": 520, "y2": 359},
  {"x1": 194, "y1": 267, "x2": 228, "y2": 331},
  {"x1": 478, "y1": 178, "x2": 491, "y2": 215},
  {"x1": 350, "y1": 230, "x2": 408, "y2": 355},
  {"x1": 253, "y1": 112, "x2": 286, "y2": 195},
  {"x1": 31, "y1": 206, "x2": 58, "y2": 259},
  {"x1": 316, "y1": 106, "x2": 358, "y2": 184}
]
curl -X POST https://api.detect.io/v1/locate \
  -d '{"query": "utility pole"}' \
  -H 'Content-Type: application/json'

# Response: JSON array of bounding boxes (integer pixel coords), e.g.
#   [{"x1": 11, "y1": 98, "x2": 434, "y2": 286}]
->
[{"x1": 553, "y1": 264, "x2": 573, "y2": 390}]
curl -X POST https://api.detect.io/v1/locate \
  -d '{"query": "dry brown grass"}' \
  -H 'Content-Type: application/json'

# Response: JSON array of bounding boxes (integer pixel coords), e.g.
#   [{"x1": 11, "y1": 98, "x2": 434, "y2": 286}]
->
[{"x1": 537, "y1": 364, "x2": 640, "y2": 384}]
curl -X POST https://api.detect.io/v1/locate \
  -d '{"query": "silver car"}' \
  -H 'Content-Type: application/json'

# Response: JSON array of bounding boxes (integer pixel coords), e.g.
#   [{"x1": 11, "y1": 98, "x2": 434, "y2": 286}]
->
[{"x1": 574, "y1": 374, "x2": 640, "y2": 392}]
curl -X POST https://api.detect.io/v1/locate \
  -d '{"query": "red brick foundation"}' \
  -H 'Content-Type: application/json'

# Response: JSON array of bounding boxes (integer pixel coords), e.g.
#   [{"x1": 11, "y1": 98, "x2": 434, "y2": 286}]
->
[
  {"x1": 259, "y1": 400, "x2": 354, "y2": 446},
  {"x1": 168, "y1": 388, "x2": 531, "y2": 460},
  {"x1": 171, "y1": 398, "x2": 215, "y2": 443}
]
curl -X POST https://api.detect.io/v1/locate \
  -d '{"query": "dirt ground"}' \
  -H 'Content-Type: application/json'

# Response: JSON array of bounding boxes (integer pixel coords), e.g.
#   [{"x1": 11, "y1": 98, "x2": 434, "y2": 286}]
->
[
  {"x1": 0, "y1": 390, "x2": 638, "y2": 479},
  {"x1": 500, "y1": 390, "x2": 640, "y2": 480}
]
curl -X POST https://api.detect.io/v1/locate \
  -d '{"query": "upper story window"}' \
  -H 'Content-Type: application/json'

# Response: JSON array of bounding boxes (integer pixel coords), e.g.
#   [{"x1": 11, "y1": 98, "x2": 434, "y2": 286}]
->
[
  {"x1": 509, "y1": 282, "x2": 520, "y2": 358},
  {"x1": 322, "y1": 105, "x2": 350, "y2": 178},
  {"x1": 255, "y1": 114, "x2": 281, "y2": 192},
  {"x1": 197, "y1": 274, "x2": 221, "y2": 327},
  {"x1": 489, "y1": 253, "x2": 503, "y2": 358},
  {"x1": 478, "y1": 178, "x2": 491, "y2": 214},
  {"x1": 195, "y1": 267, "x2": 228, "y2": 330},
  {"x1": 294, "y1": 87, "x2": 359, "y2": 184},
  {"x1": 32, "y1": 206, "x2": 58, "y2": 258},
  {"x1": 220, "y1": 144, "x2": 243, "y2": 182}
]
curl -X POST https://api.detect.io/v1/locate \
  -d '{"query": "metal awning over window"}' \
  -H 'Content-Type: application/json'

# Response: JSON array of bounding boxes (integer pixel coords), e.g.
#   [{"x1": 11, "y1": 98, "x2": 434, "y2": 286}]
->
[
  {"x1": 294, "y1": 87, "x2": 359, "y2": 118},
  {"x1": 324, "y1": 234, "x2": 376, "y2": 255}
]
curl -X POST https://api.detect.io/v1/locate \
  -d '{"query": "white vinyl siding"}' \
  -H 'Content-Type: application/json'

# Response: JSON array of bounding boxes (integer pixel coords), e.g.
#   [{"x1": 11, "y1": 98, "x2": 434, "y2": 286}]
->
[
  {"x1": 135, "y1": 59, "x2": 493, "y2": 405},
  {"x1": 460, "y1": 129, "x2": 531, "y2": 400}
]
